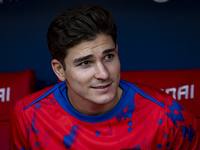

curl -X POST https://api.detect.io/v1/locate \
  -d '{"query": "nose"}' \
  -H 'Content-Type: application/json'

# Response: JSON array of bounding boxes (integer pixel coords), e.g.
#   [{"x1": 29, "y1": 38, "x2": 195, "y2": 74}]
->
[{"x1": 94, "y1": 62, "x2": 109, "y2": 80}]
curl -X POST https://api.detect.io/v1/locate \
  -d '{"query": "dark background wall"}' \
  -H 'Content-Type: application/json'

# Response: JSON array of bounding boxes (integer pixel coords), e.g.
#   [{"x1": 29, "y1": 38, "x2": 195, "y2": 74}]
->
[{"x1": 1, "y1": 0, "x2": 200, "y2": 90}]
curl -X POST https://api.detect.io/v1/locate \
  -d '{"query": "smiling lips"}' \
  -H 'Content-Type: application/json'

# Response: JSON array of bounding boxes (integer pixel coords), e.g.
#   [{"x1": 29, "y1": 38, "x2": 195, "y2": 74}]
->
[
  {"x1": 91, "y1": 82, "x2": 112, "y2": 91},
  {"x1": 93, "y1": 84, "x2": 111, "y2": 89}
]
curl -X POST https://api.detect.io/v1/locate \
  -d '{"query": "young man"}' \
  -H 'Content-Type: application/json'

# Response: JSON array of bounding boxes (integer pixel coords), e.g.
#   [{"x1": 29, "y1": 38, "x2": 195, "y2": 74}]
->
[{"x1": 9, "y1": 4, "x2": 200, "y2": 150}]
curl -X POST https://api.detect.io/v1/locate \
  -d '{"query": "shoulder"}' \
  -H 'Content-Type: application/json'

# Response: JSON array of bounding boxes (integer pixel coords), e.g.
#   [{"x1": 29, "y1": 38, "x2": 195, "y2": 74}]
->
[
  {"x1": 130, "y1": 82, "x2": 188, "y2": 119},
  {"x1": 121, "y1": 79, "x2": 174, "y2": 108},
  {"x1": 124, "y1": 80, "x2": 200, "y2": 145},
  {"x1": 21, "y1": 86, "x2": 54, "y2": 108},
  {"x1": 122, "y1": 79, "x2": 192, "y2": 125},
  {"x1": 11, "y1": 86, "x2": 53, "y2": 115},
  {"x1": 134, "y1": 82, "x2": 174, "y2": 105},
  {"x1": 133, "y1": 83, "x2": 188, "y2": 119},
  {"x1": 12, "y1": 81, "x2": 67, "y2": 114},
  {"x1": 10, "y1": 82, "x2": 65, "y2": 126}
]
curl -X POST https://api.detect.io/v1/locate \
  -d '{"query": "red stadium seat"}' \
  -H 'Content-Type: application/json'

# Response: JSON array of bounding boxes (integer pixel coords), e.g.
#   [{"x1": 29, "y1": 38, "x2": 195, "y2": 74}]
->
[
  {"x1": 121, "y1": 69, "x2": 200, "y2": 129},
  {"x1": 0, "y1": 69, "x2": 36, "y2": 150}
]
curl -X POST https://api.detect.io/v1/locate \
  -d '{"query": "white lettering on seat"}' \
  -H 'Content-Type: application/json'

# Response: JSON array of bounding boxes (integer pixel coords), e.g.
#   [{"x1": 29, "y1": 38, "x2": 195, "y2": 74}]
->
[
  {"x1": 178, "y1": 85, "x2": 189, "y2": 100},
  {"x1": 164, "y1": 84, "x2": 194, "y2": 100},
  {"x1": 166, "y1": 88, "x2": 177, "y2": 99},
  {"x1": 0, "y1": 87, "x2": 10, "y2": 102}
]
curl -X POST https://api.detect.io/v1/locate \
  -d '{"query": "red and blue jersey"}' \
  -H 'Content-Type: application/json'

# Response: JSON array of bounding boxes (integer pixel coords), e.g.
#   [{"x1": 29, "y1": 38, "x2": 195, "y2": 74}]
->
[{"x1": 9, "y1": 79, "x2": 200, "y2": 149}]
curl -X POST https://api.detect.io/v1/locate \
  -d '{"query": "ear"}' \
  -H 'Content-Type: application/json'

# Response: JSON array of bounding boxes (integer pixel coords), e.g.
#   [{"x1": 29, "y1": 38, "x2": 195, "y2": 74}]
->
[{"x1": 51, "y1": 59, "x2": 65, "y2": 81}]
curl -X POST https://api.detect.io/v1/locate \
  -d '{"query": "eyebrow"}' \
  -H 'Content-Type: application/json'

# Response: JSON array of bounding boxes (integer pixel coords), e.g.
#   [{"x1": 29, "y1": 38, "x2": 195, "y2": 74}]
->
[
  {"x1": 73, "y1": 48, "x2": 116, "y2": 64},
  {"x1": 102, "y1": 48, "x2": 116, "y2": 54},
  {"x1": 74, "y1": 55, "x2": 93, "y2": 64}
]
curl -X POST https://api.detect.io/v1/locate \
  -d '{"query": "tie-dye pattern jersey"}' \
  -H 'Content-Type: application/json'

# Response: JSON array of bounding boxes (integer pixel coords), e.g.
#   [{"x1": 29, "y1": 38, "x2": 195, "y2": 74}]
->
[{"x1": 9, "y1": 79, "x2": 200, "y2": 150}]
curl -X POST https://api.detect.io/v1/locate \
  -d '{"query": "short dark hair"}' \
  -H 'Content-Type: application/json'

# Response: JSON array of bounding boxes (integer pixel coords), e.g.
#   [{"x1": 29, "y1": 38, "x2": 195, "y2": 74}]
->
[{"x1": 47, "y1": 4, "x2": 117, "y2": 69}]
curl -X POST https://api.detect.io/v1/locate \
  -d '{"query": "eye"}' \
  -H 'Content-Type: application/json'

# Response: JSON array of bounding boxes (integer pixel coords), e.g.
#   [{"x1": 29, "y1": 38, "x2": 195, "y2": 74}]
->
[
  {"x1": 105, "y1": 54, "x2": 114, "y2": 61},
  {"x1": 80, "y1": 61, "x2": 89, "y2": 66},
  {"x1": 78, "y1": 61, "x2": 93, "y2": 69}
]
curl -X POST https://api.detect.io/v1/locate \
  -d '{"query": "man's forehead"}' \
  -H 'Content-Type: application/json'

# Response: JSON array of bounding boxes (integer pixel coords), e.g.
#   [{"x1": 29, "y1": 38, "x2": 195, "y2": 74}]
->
[{"x1": 66, "y1": 34, "x2": 116, "y2": 59}]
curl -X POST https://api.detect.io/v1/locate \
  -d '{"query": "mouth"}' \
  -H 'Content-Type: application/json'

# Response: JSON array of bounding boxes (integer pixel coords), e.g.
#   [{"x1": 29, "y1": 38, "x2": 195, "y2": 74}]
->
[
  {"x1": 90, "y1": 81, "x2": 113, "y2": 91},
  {"x1": 92, "y1": 83, "x2": 111, "y2": 89}
]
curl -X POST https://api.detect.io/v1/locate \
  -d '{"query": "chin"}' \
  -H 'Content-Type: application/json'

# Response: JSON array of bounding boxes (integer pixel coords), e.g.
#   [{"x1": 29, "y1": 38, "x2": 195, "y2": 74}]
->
[{"x1": 93, "y1": 95, "x2": 115, "y2": 105}]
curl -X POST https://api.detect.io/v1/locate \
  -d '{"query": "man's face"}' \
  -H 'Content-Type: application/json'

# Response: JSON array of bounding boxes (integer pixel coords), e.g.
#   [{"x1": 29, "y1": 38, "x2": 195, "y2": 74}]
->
[{"x1": 63, "y1": 34, "x2": 121, "y2": 106}]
